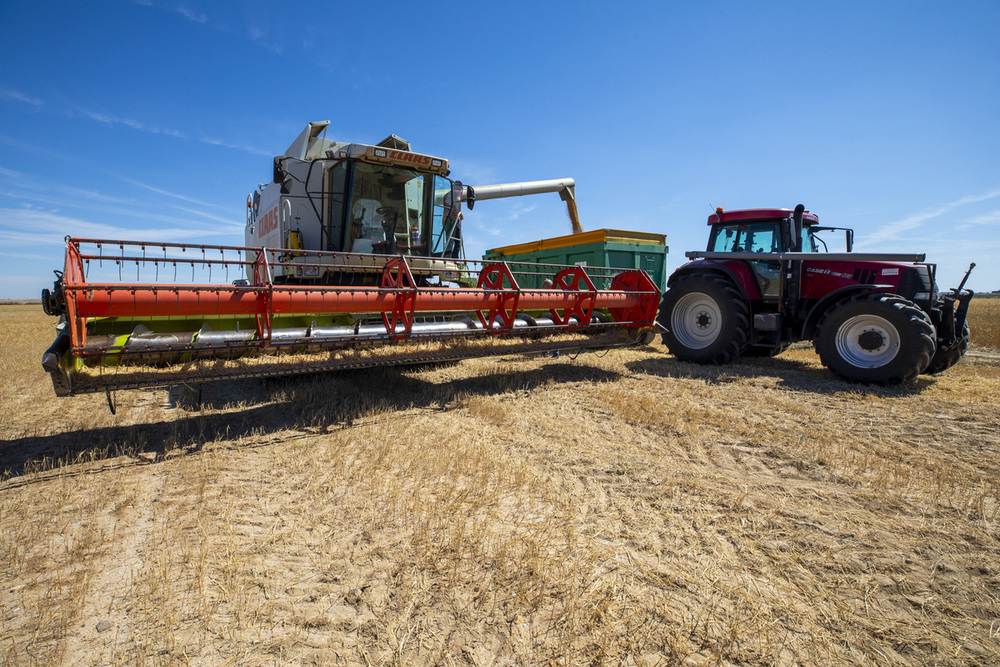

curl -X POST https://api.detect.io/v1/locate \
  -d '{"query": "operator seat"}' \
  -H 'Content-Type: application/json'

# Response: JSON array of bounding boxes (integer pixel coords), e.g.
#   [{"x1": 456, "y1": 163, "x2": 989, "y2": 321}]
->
[{"x1": 349, "y1": 198, "x2": 384, "y2": 253}]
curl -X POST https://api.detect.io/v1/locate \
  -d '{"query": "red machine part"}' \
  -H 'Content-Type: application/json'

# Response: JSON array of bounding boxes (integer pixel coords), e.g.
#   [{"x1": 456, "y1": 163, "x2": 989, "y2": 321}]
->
[
  {"x1": 608, "y1": 270, "x2": 660, "y2": 328},
  {"x1": 252, "y1": 248, "x2": 273, "y2": 343},
  {"x1": 476, "y1": 262, "x2": 521, "y2": 332},
  {"x1": 548, "y1": 266, "x2": 597, "y2": 328},
  {"x1": 58, "y1": 238, "x2": 660, "y2": 357},
  {"x1": 380, "y1": 256, "x2": 417, "y2": 339}
]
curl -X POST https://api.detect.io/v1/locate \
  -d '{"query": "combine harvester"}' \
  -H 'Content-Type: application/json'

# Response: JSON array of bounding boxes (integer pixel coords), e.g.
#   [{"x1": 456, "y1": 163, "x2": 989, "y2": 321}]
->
[{"x1": 40, "y1": 122, "x2": 661, "y2": 399}]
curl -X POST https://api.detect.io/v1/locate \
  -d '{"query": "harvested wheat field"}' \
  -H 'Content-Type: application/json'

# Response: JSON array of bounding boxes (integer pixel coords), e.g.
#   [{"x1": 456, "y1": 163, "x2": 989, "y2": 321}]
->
[{"x1": 2, "y1": 300, "x2": 999, "y2": 666}]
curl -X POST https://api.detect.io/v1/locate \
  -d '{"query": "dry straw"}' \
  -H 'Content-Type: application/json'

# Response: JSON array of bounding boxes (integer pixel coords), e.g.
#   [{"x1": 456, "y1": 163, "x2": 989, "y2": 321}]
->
[{"x1": 1, "y1": 301, "x2": 999, "y2": 665}]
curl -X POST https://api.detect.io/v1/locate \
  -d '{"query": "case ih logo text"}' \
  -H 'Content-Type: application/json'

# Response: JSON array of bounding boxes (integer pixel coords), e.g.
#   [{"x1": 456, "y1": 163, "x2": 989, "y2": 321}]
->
[{"x1": 258, "y1": 207, "x2": 279, "y2": 238}]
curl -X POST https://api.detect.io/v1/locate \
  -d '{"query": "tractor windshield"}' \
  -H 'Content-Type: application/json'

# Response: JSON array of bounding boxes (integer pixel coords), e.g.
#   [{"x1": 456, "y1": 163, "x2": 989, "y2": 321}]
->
[
  {"x1": 710, "y1": 223, "x2": 780, "y2": 253},
  {"x1": 710, "y1": 221, "x2": 823, "y2": 253}
]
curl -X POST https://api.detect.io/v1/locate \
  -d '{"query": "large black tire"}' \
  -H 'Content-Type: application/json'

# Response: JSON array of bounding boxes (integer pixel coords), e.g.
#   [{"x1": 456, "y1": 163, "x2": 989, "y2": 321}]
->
[
  {"x1": 659, "y1": 274, "x2": 751, "y2": 364},
  {"x1": 925, "y1": 321, "x2": 970, "y2": 374},
  {"x1": 815, "y1": 293, "x2": 936, "y2": 384}
]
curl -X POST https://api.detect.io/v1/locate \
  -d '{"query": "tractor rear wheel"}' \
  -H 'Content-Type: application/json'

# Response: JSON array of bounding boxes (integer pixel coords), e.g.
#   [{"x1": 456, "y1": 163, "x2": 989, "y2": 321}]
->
[
  {"x1": 659, "y1": 274, "x2": 750, "y2": 364},
  {"x1": 925, "y1": 321, "x2": 970, "y2": 374},
  {"x1": 815, "y1": 293, "x2": 935, "y2": 384}
]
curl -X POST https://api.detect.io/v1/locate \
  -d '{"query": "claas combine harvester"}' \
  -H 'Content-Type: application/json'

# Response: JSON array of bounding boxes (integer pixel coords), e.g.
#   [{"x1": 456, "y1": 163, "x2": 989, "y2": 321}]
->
[{"x1": 40, "y1": 121, "x2": 661, "y2": 398}]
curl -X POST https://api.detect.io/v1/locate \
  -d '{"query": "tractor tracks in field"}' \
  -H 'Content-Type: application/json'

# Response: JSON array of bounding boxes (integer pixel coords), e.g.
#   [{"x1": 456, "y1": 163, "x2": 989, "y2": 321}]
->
[{"x1": 964, "y1": 348, "x2": 1000, "y2": 366}]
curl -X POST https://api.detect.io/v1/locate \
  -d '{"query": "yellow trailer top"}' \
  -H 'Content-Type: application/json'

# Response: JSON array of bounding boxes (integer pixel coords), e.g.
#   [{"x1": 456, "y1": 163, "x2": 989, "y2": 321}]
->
[{"x1": 486, "y1": 229, "x2": 666, "y2": 257}]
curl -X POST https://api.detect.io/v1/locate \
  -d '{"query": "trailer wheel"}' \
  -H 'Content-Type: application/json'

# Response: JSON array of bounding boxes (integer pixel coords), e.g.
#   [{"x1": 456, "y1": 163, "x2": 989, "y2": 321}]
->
[
  {"x1": 925, "y1": 321, "x2": 970, "y2": 374},
  {"x1": 815, "y1": 293, "x2": 935, "y2": 384},
  {"x1": 659, "y1": 274, "x2": 750, "y2": 364}
]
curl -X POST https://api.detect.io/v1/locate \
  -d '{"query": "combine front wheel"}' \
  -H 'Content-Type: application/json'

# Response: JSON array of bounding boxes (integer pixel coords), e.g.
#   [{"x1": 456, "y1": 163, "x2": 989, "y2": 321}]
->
[
  {"x1": 815, "y1": 293, "x2": 935, "y2": 384},
  {"x1": 659, "y1": 275, "x2": 750, "y2": 364}
]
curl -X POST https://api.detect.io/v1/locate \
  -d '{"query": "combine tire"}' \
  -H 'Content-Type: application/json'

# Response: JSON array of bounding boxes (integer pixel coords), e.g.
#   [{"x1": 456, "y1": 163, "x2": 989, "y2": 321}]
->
[
  {"x1": 925, "y1": 321, "x2": 970, "y2": 374},
  {"x1": 659, "y1": 274, "x2": 750, "y2": 364},
  {"x1": 815, "y1": 293, "x2": 935, "y2": 384}
]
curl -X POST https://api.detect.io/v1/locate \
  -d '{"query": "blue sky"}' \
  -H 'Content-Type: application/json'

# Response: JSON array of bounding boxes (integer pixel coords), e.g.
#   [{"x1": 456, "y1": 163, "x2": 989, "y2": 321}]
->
[{"x1": 1, "y1": 0, "x2": 998, "y2": 299}]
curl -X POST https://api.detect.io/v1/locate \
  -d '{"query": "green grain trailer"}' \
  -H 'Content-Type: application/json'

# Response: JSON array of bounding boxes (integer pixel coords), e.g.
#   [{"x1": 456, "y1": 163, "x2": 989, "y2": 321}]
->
[{"x1": 484, "y1": 229, "x2": 668, "y2": 290}]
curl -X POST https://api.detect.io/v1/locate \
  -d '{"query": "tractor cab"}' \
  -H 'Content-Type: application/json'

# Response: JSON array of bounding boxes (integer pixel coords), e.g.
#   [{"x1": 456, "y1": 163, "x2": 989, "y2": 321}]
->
[
  {"x1": 707, "y1": 207, "x2": 822, "y2": 255},
  {"x1": 705, "y1": 208, "x2": 821, "y2": 300}
]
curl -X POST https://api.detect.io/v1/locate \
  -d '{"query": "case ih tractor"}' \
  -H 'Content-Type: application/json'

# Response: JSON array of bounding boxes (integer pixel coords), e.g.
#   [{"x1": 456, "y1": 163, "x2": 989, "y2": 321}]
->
[{"x1": 659, "y1": 205, "x2": 974, "y2": 384}]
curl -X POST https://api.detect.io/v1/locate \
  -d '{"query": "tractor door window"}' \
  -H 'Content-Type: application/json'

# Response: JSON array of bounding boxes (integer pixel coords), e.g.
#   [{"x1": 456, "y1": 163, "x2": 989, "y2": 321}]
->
[{"x1": 802, "y1": 227, "x2": 819, "y2": 252}]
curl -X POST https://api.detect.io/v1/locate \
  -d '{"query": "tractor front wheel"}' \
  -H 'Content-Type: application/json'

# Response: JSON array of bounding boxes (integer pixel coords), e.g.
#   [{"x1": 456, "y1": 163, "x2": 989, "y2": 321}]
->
[
  {"x1": 815, "y1": 293, "x2": 936, "y2": 384},
  {"x1": 659, "y1": 274, "x2": 750, "y2": 364},
  {"x1": 925, "y1": 321, "x2": 970, "y2": 374}
]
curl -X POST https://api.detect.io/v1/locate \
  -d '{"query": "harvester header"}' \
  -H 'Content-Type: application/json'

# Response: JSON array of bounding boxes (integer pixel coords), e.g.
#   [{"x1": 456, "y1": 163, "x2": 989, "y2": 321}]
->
[{"x1": 39, "y1": 122, "x2": 662, "y2": 398}]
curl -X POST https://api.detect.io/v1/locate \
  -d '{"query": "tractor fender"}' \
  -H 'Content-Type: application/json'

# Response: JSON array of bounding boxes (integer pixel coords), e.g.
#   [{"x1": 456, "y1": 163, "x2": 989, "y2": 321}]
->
[
  {"x1": 800, "y1": 284, "x2": 892, "y2": 339},
  {"x1": 667, "y1": 261, "x2": 757, "y2": 301}
]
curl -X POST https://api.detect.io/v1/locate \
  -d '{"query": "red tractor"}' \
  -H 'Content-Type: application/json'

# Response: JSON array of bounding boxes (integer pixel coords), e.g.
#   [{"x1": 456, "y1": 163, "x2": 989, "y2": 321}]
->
[{"x1": 659, "y1": 205, "x2": 974, "y2": 384}]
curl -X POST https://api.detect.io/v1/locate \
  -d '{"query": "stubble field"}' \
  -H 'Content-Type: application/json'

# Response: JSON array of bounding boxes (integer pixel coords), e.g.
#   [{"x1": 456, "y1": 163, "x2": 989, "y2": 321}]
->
[{"x1": 1, "y1": 298, "x2": 999, "y2": 666}]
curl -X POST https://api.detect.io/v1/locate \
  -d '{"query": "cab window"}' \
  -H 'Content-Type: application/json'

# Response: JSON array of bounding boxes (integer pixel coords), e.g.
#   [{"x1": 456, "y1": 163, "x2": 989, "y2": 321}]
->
[
  {"x1": 801, "y1": 226, "x2": 819, "y2": 252},
  {"x1": 710, "y1": 223, "x2": 780, "y2": 253},
  {"x1": 346, "y1": 163, "x2": 426, "y2": 254},
  {"x1": 431, "y1": 176, "x2": 462, "y2": 258}
]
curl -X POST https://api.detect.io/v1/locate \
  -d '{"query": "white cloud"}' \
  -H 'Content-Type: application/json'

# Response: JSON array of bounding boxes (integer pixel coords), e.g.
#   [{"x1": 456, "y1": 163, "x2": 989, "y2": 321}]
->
[
  {"x1": 171, "y1": 205, "x2": 244, "y2": 231},
  {"x1": 79, "y1": 108, "x2": 185, "y2": 138},
  {"x1": 176, "y1": 5, "x2": 208, "y2": 23},
  {"x1": 199, "y1": 136, "x2": 272, "y2": 156},
  {"x1": 858, "y1": 188, "x2": 1000, "y2": 248},
  {"x1": 66, "y1": 105, "x2": 267, "y2": 154},
  {"x1": 0, "y1": 208, "x2": 237, "y2": 247},
  {"x1": 506, "y1": 203, "x2": 537, "y2": 221},
  {"x1": 119, "y1": 178, "x2": 232, "y2": 211},
  {"x1": 963, "y1": 210, "x2": 1000, "y2": 226},
  {"x1": 0, "y1": 88, "x2": 44, "y2": 106},
  {"x1": 0, "y1": 250, "x2": 55, "y2": 261}
]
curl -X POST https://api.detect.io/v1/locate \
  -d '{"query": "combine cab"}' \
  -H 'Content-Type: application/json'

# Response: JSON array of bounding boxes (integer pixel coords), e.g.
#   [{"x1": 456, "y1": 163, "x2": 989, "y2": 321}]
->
[
  {"x1": 40, "y1": 123, "x2": 660, "y2": 397},
  {"x1": 245, "y1": 120, "x2": 583, "y2": 279},
  {"x1": 659, "y1": 205, "x2": 974, "y2": 384}
]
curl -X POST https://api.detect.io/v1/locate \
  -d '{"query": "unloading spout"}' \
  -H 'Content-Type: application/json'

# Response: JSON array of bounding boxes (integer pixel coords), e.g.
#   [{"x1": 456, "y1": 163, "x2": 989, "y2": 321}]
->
[{"x1": 463, "y1": 179, "x2": 584, "y2": 234}]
